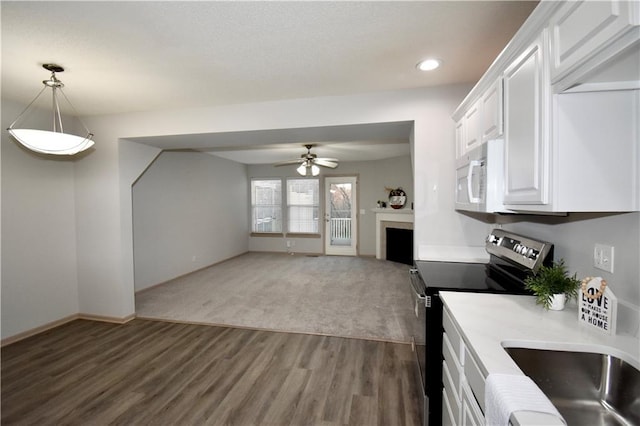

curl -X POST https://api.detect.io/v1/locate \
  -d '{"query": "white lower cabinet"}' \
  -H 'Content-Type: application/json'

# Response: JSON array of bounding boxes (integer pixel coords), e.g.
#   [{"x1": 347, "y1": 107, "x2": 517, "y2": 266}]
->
[
  {"x1": 443, "y1": 388, "x2": 457, "y2": 426},
  {"x1": 462, "y1": 380, "x2": 484, "y2": 426},
  {"x1": 443, "y1": 307, "x2": 485, "y2": 425}
]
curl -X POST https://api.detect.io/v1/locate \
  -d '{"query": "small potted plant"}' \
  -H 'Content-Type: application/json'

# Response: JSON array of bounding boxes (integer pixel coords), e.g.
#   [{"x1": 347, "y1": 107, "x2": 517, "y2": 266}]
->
[{"x1": 524, "y1": 260, "x2": 580, "y2": 310}]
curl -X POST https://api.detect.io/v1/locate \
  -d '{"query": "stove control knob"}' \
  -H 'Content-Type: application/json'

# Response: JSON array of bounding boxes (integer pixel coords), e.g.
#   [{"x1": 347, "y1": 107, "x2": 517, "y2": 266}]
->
[
  {"x1": 487, "y1": 234, "x2": 499, "y2": 245},
  {"x1": 518, "y1": 245, "x2": 528, "y2": 255},
  {"x1": 527, "y1": 248, "x2": 539, "y2": 259},
  {"x1": 526, "y1": 248, "x2": 535, "y2": 258}
]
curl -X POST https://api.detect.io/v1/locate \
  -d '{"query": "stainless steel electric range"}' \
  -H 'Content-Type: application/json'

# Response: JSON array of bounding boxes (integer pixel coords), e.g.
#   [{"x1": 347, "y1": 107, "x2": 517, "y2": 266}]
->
[{"x1": 408, "y1": 229, "x2": 554, "y2": 426}]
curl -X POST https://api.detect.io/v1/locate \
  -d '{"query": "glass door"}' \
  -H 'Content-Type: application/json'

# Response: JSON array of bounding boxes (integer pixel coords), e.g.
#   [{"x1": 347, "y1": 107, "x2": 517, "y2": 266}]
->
[{"x1": 324, "y1": 176, "x2": 357, "y2": 256}]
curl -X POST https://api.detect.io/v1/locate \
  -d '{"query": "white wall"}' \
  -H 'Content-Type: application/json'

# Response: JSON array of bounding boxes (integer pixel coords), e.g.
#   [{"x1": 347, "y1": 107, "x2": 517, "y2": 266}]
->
[
  {"x1": 2, "y1": 84, "x2": 639, "y2": 341},
  {"x1": 132, "y1": 151, "x2": 249, "y2": 291},
  {"x1": 2, "y1": 86, "x2": 486, "y2": 337},
  {"x1": 411, "y1": 87, "x2": 494, "y2": 252},
  {"x1": 247, "y1": 155, "x2": 413, "y2": 256},
  {"x1": 72, "y1": 85, "x2": 482, "y2": 324},
  {"x1": 497, "y1": 213, "x2": 640, "y2": 336},
  {"x1": 1, "y1": 100, "x2": 80, "y2": 339}
]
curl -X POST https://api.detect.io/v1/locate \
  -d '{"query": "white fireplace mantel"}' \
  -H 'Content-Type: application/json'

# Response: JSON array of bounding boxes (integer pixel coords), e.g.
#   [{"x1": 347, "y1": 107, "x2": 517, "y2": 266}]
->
[{"x1": 373, "y1": 208, "x2": 414, "y2": 260}]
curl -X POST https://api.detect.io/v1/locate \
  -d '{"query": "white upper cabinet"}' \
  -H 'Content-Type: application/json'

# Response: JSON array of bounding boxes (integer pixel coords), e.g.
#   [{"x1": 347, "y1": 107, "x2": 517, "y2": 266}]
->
[
  {"x1": 452, "y1": 78, "x2": 503, "y2": 159},
  {"x1": 452, "y1": 0, "x2": 640, "y2": 213},
  {"x1": 455, "y1": 119, "x2": 465, "y2": 159},
  {"x1": 503, "y1": 33, "x2": 550, "y2": 206},
  {"x1": 549, "y1": 0, "x2": 640, "y2": 91},
  {"x1": 464, "y1": 100, "x2": 482, "y2": 153},
  {"x1": 480, "y1": 79, "x2": 503, "y2": 142},
  {"x1": 548, "y1": 89, "x2": 640, "y2": 212}
]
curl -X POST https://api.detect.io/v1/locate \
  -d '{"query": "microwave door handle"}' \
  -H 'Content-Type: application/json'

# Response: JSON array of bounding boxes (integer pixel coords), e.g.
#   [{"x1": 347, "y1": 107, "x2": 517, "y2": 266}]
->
[{"x1": 467, "y1": 160, "x2": 483, "y2": 203}]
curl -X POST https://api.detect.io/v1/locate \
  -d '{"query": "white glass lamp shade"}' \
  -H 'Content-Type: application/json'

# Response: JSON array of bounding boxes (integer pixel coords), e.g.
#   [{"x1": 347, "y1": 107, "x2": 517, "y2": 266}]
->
[
  {"x1": 8, "y1": 129, "x2": 94, "y2": 155},
  {"x1": 296, "y1": 163, "x2": 321, "y2": 176}
]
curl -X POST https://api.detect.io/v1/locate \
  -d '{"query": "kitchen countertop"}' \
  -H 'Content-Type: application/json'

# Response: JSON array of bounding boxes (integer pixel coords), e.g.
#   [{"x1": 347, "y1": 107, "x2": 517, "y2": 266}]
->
[
  {"x1": 441, "y1": 292, "x2": 639, "y2": 373},
  {"x1": 440, "y1": 291, "x2": 640, "y2": 424}
]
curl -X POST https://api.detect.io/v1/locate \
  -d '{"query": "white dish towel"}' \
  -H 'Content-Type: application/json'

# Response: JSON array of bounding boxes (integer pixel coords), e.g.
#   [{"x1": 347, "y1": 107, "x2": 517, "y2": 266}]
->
[{"x1": 484, "y1": 373, "x2": 565, "y2": 426}]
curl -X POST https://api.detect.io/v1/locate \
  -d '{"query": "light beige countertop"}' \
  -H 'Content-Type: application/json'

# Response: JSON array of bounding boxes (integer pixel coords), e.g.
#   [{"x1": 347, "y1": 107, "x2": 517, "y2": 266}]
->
[
  {"x1": 441, "y1": 292, "x2": 639, "y2": 373},
  {"x1": 440, "y1": 292, "x2": 640, "y2": 425}
]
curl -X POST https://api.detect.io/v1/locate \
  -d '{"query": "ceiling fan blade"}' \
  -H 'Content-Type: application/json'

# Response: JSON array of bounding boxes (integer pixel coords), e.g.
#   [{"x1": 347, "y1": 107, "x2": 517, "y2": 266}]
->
[
  {"x1": 273, "y1": 159, "x2": 305, "y2": 166},
  {"x1": 314, "y1": 157, "x2": 339, "y2": 163},
  {"x1": 314, "y1": 159, "x2": 339, "y2": 168}
]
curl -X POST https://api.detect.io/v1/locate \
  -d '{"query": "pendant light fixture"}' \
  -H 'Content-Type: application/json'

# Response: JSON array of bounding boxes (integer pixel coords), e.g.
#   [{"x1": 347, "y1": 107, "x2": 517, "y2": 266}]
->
[{"x1": 7, "y1": 64, "x2": 94, "y2": 155}]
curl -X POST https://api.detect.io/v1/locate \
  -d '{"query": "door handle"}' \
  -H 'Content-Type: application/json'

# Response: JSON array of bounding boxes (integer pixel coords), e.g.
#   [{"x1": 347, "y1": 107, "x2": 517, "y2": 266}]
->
[
  {"x1": 409, "y1": 270, "x2": 426, "y2": 301},
  {"x1": 467, "y1": 160, "x2": 483, "y2": 203}
]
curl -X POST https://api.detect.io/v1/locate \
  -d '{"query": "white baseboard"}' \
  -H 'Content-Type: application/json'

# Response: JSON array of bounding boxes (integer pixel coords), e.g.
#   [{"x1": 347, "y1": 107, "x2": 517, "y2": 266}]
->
[{"x1": 1, "y1": 313, "x2": 136, "y2": 347}]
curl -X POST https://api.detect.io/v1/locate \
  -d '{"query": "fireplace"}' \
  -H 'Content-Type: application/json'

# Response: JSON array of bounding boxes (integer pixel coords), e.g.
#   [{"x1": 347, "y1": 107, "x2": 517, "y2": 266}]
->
[
  {"x1": 373, "y1": 208, "x2": 414, "y2": 260},
  {"x1": 386, "y1": 227, "x2": 413, "y2": 265}
]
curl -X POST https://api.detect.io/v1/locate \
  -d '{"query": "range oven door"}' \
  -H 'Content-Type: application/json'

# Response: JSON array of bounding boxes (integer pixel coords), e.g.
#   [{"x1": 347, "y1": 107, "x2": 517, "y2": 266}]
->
[{"x1": 409, "y1": 268, "x2": 427, "y2": 425}]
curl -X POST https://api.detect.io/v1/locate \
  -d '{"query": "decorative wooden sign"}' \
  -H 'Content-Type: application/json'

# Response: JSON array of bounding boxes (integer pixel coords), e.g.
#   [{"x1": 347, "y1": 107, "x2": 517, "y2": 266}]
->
[{"x1": 579, "y1": 277, "x2": 617, "y2": 335}]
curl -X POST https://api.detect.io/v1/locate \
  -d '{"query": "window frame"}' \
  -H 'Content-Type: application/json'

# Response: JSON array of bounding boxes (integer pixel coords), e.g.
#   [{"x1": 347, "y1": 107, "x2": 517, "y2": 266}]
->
[
  {"x1": 285, "y1": 177, "x2": 320, "y2": 235},
  {"x1": 250, "y1": 178, "x2": 283, "y2": 235}
]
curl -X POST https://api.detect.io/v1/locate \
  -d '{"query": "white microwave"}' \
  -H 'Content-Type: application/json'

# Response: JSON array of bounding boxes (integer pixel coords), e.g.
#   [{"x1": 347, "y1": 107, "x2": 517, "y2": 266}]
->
[{"x1": 455, "y1": 139, "x2": 510, "y2": 213}]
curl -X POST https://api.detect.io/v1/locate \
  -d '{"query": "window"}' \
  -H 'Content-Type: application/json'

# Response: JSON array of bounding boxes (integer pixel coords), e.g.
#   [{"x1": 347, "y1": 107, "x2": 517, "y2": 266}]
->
[
  {"x1": 287, "y1": 178, "x2": 319, "y2": 233},
  {"x1": 251, "y1": 179, "x2": 282, "y2": 233}
]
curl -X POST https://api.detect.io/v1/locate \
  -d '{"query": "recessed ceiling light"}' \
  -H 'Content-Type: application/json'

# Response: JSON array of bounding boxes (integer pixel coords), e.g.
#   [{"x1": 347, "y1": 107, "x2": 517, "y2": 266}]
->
[{"x1": 416, "y1": 59, "x2": 442, "y2": 71}]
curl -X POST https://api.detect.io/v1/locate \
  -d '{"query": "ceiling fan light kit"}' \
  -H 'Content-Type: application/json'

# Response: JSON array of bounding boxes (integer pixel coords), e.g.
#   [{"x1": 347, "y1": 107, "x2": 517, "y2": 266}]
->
[
  {"x1": 297, "y1": 163, "x2": 320, "y2": 177},
  {"x1": 274, "y1": 144, "x2": 339, "y2": 176},
  {"x1": 7, "y1": 63, "x2": 94, "y2": 156}
]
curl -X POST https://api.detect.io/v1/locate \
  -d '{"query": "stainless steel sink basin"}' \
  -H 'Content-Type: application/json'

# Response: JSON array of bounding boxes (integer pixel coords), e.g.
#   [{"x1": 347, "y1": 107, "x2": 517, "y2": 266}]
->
[{"x1": 505, "y1": 348, "x2": 640, "y2": 426}]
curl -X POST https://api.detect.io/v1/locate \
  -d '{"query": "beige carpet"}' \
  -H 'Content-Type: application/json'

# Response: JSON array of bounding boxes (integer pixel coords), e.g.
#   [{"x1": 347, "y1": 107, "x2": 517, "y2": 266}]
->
[{"x1": 135, "y1": 252, "x2": 420, "y2": 343}]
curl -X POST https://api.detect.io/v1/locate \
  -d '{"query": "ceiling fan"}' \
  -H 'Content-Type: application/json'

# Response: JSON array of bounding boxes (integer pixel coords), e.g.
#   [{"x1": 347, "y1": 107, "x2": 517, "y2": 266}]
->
[{"x1": 273, "y1": 144, "x2": 339, "y2": 176}]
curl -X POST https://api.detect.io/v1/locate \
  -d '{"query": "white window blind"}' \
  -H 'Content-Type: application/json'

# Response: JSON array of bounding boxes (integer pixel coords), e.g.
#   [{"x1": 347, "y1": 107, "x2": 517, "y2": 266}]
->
[
  {"x1": 287, "y1": 178, "x2": 319, "y2": 233},
  {"x1": 251, "y1": 179, "x2": 282, "y2": 233}
]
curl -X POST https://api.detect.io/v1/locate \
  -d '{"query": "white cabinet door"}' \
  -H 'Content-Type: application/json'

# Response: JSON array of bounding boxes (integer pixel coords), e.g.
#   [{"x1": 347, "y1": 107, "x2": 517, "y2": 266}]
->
[
  {"x1": 481, "y1": 78, "x2": 503, "y2": 142},
  {"x1": 503, "y1": 32, "x2": 550, "y2": 205},
  {"x1": 455, "y1": 119, "x2": 465, "y2": 159},
  {"x1": 461, "y1": 380, "x2": 484, "y2": 426},
  {"x1": 549, "y1": 0, "x2": 640, "y2": 84},
  {"x1": 464, "y1": 100, "x2": 481, "y2": 153}
]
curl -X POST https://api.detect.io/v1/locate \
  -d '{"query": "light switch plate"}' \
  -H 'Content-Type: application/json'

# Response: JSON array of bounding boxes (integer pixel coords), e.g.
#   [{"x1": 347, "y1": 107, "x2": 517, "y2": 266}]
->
[{"x1": 594, "y1": 244, "x2": 614, "y2": 273}]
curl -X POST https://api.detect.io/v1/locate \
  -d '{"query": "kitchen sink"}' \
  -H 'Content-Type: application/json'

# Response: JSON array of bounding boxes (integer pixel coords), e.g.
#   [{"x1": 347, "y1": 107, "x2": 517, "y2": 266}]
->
[{"x1": 504, "y1": 348, "x2": 640, "y2": 426}]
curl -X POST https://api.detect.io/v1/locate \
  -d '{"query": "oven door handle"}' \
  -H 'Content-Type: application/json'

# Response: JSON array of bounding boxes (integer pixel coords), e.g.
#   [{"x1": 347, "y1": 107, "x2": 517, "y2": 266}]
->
[{"x1": 409, "y1": 269, "x2": 426, "y2": 301}]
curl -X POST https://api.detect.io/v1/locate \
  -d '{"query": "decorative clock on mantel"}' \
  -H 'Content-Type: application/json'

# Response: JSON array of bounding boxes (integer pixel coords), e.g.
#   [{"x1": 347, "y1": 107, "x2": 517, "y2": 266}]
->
[{"x1": 388, "y1": 187, "x2": 407, "y2": 209}]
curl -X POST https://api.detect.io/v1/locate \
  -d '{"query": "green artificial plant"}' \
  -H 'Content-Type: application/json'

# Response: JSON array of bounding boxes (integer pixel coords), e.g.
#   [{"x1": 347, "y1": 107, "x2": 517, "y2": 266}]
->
[{"x1": 524, "y1": 259, "x2": 580, "y2": 309}]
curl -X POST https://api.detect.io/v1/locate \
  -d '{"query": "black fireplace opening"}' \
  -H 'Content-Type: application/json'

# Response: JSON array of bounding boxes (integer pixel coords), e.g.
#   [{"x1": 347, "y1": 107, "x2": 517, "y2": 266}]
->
[{"x1": 386, "y1": 227, "x2": 413, "y2": 265}]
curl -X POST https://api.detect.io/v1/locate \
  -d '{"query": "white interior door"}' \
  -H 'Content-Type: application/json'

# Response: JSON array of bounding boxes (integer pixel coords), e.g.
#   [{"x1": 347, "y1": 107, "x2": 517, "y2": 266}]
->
[{"x1": 324, "y1": 176, "x2": 357, "y2": 256}]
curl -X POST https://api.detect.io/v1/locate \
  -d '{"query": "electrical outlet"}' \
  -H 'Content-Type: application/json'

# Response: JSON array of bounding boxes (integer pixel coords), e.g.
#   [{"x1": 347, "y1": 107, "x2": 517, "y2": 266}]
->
[
  {"x1": 286, "y1": 240, "x2": 291, "y2": 248},
  {"x1": 593, "y1": 244, "x2": 614, "y2": 273}
]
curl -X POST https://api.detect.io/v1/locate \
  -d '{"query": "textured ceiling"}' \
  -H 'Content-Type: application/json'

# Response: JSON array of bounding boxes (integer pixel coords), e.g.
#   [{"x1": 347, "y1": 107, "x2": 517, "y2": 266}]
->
[{"x1": 1, "y1": 1, "x2": 538, "y2": 162}]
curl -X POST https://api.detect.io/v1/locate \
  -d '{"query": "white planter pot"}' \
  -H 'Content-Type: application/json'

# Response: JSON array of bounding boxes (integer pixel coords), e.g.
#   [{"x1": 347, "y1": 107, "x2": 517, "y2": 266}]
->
[{"x1": 549, "y1": 293, "x2": 566, "y2": 311}]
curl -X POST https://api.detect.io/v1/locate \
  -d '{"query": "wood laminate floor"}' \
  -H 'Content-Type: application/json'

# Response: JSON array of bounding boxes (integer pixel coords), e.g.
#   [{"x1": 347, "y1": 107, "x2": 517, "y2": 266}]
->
[{"x1": 1, "y1": 319, "x2": 422, "y2": 426}]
